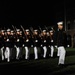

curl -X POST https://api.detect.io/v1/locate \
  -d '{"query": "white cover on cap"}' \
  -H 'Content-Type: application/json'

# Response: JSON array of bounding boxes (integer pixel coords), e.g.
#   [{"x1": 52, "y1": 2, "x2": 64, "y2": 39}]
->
[
  {"x1": 34, "y1": 30, "x2": 38, "y2": 32},
  {"x1": 25, "y1": 29, "x2": 29, "y2": 32},
  {"x1": 7, "y1": 29, "x2": 10, "y2": 32},
  {"x1": 1, "y1": 30, "x2": 5, "y2": 32},
  {"x1": 43, "y1": 30, "x2": 46, "y2": 32},
  {"x1": 17, "y1": 29, "x2": 20, "y2": 32},
  {"x1": 11, "y1": 30, "x2": 14, "y2": 32},
  {"x1": 50, "y1": 30, "x2": 53, "y2": 32},
  {"x1": 57, "y1": 21, "x2": 63, "y2": 25}
]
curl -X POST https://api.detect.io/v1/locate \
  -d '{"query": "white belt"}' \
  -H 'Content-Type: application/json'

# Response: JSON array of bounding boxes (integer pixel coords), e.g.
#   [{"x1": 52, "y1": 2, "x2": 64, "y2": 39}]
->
[{"x1": 44, "y1": 40, "x2": 46, "y2": 42}]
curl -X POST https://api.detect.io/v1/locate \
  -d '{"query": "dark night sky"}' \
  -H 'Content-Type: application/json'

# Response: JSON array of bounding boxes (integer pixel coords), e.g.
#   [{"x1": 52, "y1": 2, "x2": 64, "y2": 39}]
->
[{"x1": 0, "y1": 1, "x2": 74, "y2": 28}]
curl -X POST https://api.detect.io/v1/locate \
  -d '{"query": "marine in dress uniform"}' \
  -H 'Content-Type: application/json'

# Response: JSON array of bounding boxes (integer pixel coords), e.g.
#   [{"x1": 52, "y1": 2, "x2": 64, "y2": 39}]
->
[
  {"x1": 54, "y1": 21, "x2": 66, "y2": 65},
  {"x1": 0, "y1": 30, "x2": 5, "y2": 61},
  {"x1": 15, "y1": 29, "x2": 23, "y2": 60},
  {"x1": 41, "y1": 30, "x2": 48, "y2": 58},
  {"x1": 32, "y1": 29, "x2": 41, "y2": 59},
  {"x1": 10, "y1": 30, "x2": 16, "y2": 60},
  {"x1": 48, "y1": 29, "x2": 54, "y2": 57},
  {"x1": 4, "y1": 29, "x2": 11, "y2": 62},
  {"x1": 23, "y1": 29, "x2": 32, "y2": 60}
]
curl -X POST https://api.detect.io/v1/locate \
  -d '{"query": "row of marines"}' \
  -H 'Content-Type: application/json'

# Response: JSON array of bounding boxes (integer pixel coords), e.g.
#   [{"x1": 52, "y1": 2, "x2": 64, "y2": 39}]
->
[
  {"x1": 0, "y1": 22, "x2": 66, "y2": 66},
  {"x1": 0, "y1": 27, "x2": 54, "y2": 62}
]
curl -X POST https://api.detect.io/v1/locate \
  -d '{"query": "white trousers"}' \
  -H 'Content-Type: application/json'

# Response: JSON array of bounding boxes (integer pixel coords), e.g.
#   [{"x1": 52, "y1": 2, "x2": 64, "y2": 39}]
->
[
  {"x1": 16, "y1": 47, "x2": 20, "y2": 59},
  {"x1": 57, "y1": 46, "x2": 66, "y2": 65},
  {"x1": 51, "y1": 46, "x2": 54, "y2": 57},
  {"x1": 34, "y1": 47, "x2": 38, "y2": 59},
  {"x1": 5, "y1": 47, "x2": 10, "y2": 62},
  {"x1": 43, "y1": 46, "x2": 47, "y2": 58},
  {"x1": 1, "y1": 47, "x2": 4, "y2": 60},
  {"x1": 25, "y1": 47, "x2": 29, "y2": 59}
]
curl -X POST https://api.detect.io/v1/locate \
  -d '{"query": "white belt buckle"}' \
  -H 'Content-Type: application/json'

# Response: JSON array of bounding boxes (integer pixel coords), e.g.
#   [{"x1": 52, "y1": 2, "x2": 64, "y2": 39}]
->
[
  {"x1": 35, "y1": 40, "x2": 38, "y2": 42},
  {"x1": 26, "y1": 39, "x2": 29, "y2": 42},
  {"x1": 17, "y1": 39, "x2": 19, "y2": 42},
  {"x1": 51, "y1": 40, "x2": 53, "y2": 42},
  {"x1": 7, "y1": 39, "x2": 9, "y2": 41},
  {"x1": 44, "y1": 40, "x2": 46, "y2": 42}
]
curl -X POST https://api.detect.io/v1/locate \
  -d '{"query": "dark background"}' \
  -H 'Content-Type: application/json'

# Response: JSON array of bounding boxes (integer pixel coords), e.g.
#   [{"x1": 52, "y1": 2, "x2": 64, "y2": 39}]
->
[{"x1": 0, "y1": 0, "x2": 74, "y2": 29}]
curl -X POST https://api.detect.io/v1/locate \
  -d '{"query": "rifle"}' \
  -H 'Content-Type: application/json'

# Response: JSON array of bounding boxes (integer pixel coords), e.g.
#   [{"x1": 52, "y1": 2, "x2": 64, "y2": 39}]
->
[
  {"x1": 20, "y1": 25, "x2": 29, "y2": 40},
  {"x1": 44, "y1": 25, "x2": 49, "y2": 32},
  {"x1": 29, "y1": 27, "x2": 34, "y2": 36},
  {"x1": 20, "y1": 25, "x2": 25, "y2": 33},
  {"x1": 12, "y1": 25, "x2": 16, "y2": 32},
  {"x1": 20, "y1": 25, "x2": 25, "y2": 35},
  {"x1": 38, "y1": 26, "x2": 42, "y2": 33},
  {"x1": 12, "y1": 25, "x2": 17, "y2": 36},
  {"x1": 4, "y1": 27, "x2": 7, "y2": 37},
  {"x1": 51, "y1": 27, "x2": 55, "y2": 32}
]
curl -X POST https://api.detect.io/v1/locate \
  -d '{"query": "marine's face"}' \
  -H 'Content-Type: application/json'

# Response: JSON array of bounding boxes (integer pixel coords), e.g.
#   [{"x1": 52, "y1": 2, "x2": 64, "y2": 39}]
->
[
  {"x1": 11, "y1": 32, "x2": 14, "y2": 35},
  {"x1": 34, "y1": 31, "x2": 38, "y2": 35},
  {"x1": 43, "y1": 32, "x2": 46, "y2": 35},
  {"x1": 7, "y1": 31, "x2": 11, "y2": 35},
  {"x1": 17, "y1": 31, "x2": 20, "y2": 34},
  {"x1": 50, "y1": 32, "x2": 53, "y2": 35},
  {"x1": 58, "y1": 25, "x2": 63, "y2": 30},
  {"x1": 2, "y1": 32, "x2": 5, "y2": 35},
  {"x1": 26, "y1": 31, "x2": 30, "y2": 35}
]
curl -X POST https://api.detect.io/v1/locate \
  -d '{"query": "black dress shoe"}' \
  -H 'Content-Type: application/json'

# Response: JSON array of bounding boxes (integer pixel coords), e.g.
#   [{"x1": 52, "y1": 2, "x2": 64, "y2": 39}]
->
[{"x1": 58, "y1": 64, "x2": 65, "y2": 67}]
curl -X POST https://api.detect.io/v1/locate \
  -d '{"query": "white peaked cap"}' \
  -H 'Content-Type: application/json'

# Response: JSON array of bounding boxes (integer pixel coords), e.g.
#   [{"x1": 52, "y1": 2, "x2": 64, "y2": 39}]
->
[
  {"x1": 25, "y1": 29, "x2": 29, "y2": 32},
  {"x1": 1, "y1": 30, "x2": 5, "y2": 32},
  {"x1": 43, "y1": 30, "x2": 46, "y2": 32},
  {"x1": 34, "y1": 29, "x2": 38, "y2": 32},
  {"x1": 11, "y1": 30, "x2": 14, "y2": 33},
  {"x1": 17, "y1": 29, "x2": 20, "y2": 32},
  {"x1": 50, "y1": 30, "x2": 53, "y2": 32},
  {"x1": 7, "y1": 29, "x2": 11, "y2": 32},
  {"x1": 57, "y1": 21, "x2": 63, "y2": 25}
]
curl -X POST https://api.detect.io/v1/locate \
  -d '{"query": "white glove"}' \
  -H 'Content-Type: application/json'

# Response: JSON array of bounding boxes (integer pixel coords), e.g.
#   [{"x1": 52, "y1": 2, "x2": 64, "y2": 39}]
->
[
  {"x1": 17, "y1": 39, "x2": 19, "y2": 42},
  {"x1": 31, "y1": 45, "x2": 33, "y2": 47},
  {"x1": 55, "y1": 45, "x2": 57, "y2": 48},
  {"x1": 35, "y1": 40, "x2": 38, "y2": 42},
  {"x1": 41, "y1": 44, "x2": 43, "y2": 47},
  {"x1": 14, "y1": 45, "x2": 16, "y2": 47},
  {"x1": 1, "y1": 46, "x2": 4, "y2": 50},
  {"x1": 23, "y1": 44, "x2": 24, "y2": 47},
  {"x1": 48, "y1": 45, "x2": 50, "y2": 47}
]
